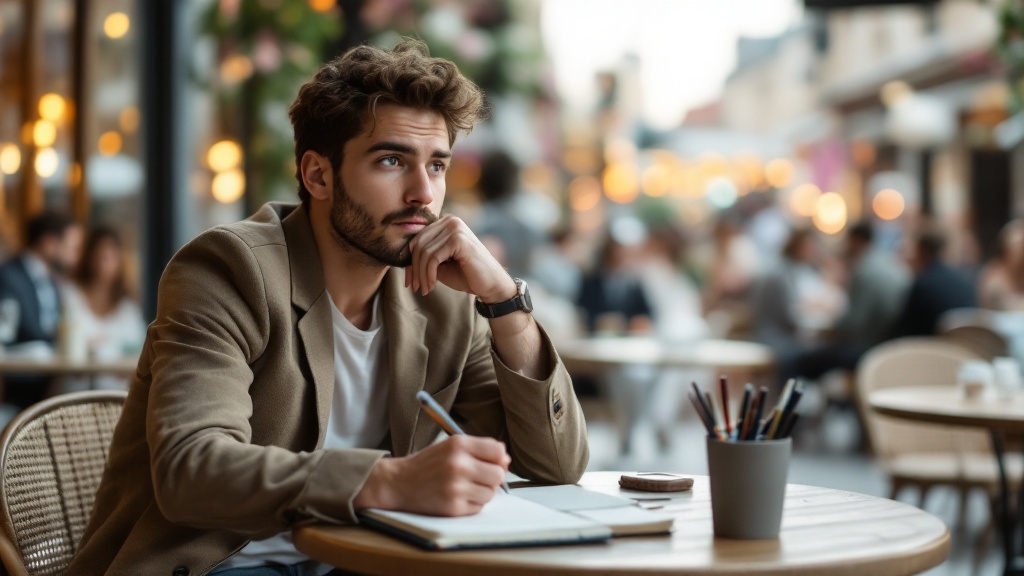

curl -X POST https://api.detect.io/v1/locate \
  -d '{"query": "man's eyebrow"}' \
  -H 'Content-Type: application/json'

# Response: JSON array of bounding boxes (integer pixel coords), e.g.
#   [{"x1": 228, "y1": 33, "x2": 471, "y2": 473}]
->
[{"x1": 365, "y1": 141, "x2": 452, "y2": 159}]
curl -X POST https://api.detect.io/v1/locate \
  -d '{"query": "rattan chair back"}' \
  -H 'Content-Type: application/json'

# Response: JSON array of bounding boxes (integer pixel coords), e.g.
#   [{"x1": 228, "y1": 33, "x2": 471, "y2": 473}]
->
[{"x1": 0, "y1": 390, "x2": 126, "y2": 576}]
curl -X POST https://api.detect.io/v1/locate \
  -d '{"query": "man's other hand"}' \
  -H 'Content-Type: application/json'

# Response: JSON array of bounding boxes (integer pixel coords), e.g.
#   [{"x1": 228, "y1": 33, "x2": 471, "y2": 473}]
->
[{"x1": 353, "y1": 435, "x2": 511, "y2": 516}]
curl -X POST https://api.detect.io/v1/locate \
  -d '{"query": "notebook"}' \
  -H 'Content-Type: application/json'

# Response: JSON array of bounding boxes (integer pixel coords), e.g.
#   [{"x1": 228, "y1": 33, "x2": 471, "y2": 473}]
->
[
  {"x1": 358, "y1": 485, "x2": 675, "y2": 550},
  {"x1": 358, "y1": 491, "x2": 612, "y2": 550},
  {"x1": 512, "y1": 485, "x2": 676, "y2": 536}
]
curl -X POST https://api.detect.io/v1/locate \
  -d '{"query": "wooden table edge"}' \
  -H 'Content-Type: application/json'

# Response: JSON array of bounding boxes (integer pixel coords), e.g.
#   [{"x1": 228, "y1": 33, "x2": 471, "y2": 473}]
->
[{"x1": 293, "y1": 523, "x2": 951, "y2": 576}]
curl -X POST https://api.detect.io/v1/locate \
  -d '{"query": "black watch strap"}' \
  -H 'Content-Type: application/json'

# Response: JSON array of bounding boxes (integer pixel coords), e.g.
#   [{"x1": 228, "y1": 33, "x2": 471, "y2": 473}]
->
[{"x1": 475, "y1": 279, "x2": 533, "y2": 318}]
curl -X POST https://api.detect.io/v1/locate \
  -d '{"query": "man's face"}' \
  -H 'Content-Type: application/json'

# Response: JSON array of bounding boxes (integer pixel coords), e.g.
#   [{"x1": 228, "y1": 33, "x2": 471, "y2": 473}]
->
[
  {"x1": 328, "y1": 104, "x2": 449, "y2": 267},
  {"x1": 40, "y1": 225, "x2": 83, "y2": 275}
]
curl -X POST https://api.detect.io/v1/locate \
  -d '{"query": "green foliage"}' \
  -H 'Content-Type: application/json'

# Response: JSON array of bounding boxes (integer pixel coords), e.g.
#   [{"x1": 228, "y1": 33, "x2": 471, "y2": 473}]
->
[
  {"x1": 198, "y1": 0, "x2": 342, "y2": 205},
  {"x1": 997, "y1": 0, "x2": 1024, "y2": 111}
]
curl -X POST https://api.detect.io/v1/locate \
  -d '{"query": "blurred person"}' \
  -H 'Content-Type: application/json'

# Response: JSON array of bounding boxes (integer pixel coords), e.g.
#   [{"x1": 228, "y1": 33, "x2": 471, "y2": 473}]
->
[
  {"x1": 530, "y1": 226, "x2": 584, "y2": 303},
  {"x1": 69, "y1": 39, "x2": 587, "y2": 576},
  {"x1": 0, "y1": 210, "x2": 83, "y2": 409},
  {"x1": 746, "y1": 190, "x2": 791, "y2": 267},
  {"x1": 750, "y1": 228, "x2": 844, "y2": 385},
  {"x1": 60, "y1": 227, "x2": 146, "y2": 392},
  {"x1": 638, "y1": 225, "x2": 706, "y2": 342},
  {"x1": 890, "y1": 224, "x2": 977, "y2": 338},
  {"x1": 703, "y1": 216, "x2": 760, "y2": 310},
  {"x1": 473, "y1": 149, "x2": 544, "y2": 279},
  {"x1": 977, "y1": 219, "x2": 1024, "y2": 311},
  {"x1": 793, "y1": 221, "x2": 910, "y2": 380},
  {"x1": 576, "y1": 233, "x2": 652, "y2": 334}
]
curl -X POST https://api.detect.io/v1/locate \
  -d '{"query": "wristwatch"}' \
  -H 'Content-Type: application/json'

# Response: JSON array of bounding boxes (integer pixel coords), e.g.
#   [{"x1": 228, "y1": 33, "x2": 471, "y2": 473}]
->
[{"x1": 475, "y1": 278, "x2": 533, "y2": 318}]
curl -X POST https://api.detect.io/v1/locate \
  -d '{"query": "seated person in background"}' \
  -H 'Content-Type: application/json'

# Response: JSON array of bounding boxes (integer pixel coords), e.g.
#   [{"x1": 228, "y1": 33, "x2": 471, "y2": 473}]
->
[
  {"x1": 751, "y1": 228, "x2": 846, "y2": 386},
  {"x1": 0, "y1": 211, "x2": 82, "y2": 409},
  {"x1": 576, "y1": 233, "x2": 652, "y2": 334},
  {"x1": 68, "y1": 39, "x2": 587, "y2": 576},
  {"x1": 890, "y1": 224, "x2": 977, "y2": 338},
  {"x1": 793, "y1": 221, "x2": 910, "y2": 380},
  {"x1": 59, "y1": 227, "x2": 146, "y2": 392},
  {"x1": 977, "y1": 219, "x2": 1024, "y2": 311}
]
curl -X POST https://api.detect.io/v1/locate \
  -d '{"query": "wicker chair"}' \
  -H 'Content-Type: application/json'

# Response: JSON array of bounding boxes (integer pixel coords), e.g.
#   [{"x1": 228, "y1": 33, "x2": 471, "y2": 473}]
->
[
  {"x1": 855, "y1": 338, "x2": 1022, "y2": 517},
  {"x1": 0, "y1": 390, "x2": 126, "y2": 576}
]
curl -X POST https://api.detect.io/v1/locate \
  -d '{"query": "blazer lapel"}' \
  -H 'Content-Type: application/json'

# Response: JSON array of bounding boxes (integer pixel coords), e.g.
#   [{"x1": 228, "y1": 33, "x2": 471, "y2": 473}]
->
[
  {"x1": 382, "y1": 270, "x2": 429, "y2": 456},
  {"x1": 281, "y1": 205, "x2": 334, "y2": 447}
]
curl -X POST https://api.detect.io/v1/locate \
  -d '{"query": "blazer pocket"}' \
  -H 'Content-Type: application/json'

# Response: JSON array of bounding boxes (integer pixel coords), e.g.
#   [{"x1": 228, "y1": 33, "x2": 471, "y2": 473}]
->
[{"x1": 410, "y1": 376, "x2": 461, "y2": 450}]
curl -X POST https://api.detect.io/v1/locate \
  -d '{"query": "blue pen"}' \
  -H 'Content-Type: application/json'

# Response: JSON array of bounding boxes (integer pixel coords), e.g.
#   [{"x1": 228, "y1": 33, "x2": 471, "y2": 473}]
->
[{"x1": 416, "y1": 390, "x2": 511, "y2": 493}]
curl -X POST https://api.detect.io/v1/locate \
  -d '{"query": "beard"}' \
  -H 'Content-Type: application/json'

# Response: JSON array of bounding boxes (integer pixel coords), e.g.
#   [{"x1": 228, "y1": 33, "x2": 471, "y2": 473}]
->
[{"x1": 329, "y1": 175, "x2": 438, "y2": 268}]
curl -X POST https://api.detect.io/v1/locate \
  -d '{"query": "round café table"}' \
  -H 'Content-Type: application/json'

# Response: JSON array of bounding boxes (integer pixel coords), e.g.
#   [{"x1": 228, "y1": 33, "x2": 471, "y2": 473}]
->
[
  {"x1": 293, "y1": 471, "x2": 950, "y2": 576},
  {"x1": 0, "y1": 356, "x2": 139, "y2": 377},
  {"x1": 553, "y1": 338, "x2": 776, "y2": 452},
  {"x1": 870, "y1": 386, "x2": 1024, "y2": 576},
  {"x1": 554, "y1": 337, "x2": 775, "y2": 376}
]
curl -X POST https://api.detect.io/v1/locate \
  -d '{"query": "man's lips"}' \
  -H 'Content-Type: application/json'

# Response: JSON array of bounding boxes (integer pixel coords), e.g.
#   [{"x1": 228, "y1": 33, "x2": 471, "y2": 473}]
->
[{"x1": 392, "y1": 219, "x2": 429, "y2": 232}]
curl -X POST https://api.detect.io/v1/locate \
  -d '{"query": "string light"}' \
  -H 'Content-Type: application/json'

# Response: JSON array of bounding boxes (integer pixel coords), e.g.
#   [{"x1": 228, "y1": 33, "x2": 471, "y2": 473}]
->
[
  {"x1": 813, "y1": 192, "x2": 847, "y2": 234},
  {"x1": 35, "y1": 147, "x2": 59, "y2": 178},
  {"x1": 0, "y1": 144, "x2": 21, "y2": 175},
  {"x1": 38, "y1": 94, "x2": 66, "y2": 122},
  {"x1": 103, "y1": 12, "x2": 130, "y2": 39},
  {"x1": 207, "y1": 140, "x2": 243, "y2": 172},
  {"x1": 212, "y1": 169, "x2": 245, "y2": 203},
  {"x1": 98, "y1": 131, "x2": 122, "y2": 156},
  {"x1": 33, "y1": 120, "x2": 57, "y2": 147},
  {"x1": 873, "y1": 188, "x2": 905, "y2": 221}
]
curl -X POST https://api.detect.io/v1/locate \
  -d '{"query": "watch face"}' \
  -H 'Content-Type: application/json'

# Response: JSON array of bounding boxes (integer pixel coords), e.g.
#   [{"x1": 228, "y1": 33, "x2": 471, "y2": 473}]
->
[{"x1": 518, "y1": 280, "x2": 534, "y2": 312}]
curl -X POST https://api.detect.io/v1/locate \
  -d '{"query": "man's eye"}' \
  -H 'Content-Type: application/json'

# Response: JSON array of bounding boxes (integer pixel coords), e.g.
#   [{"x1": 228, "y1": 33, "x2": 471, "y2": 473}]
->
[
  {"x1": 380, "y1": 156, "x2": 399, "y2": 167},
  {"x1": 432, "y1": 162, "x2": 448, "y2": 173}
]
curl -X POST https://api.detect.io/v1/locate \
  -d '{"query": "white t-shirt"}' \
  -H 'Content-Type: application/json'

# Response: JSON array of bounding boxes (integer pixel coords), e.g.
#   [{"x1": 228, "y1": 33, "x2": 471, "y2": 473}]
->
[
  {"x1": 221, "y1": 294, "x2": 389, "y2": 572},
  {"x1": 59, "y1": 285, "x2": 146, "y2": 392}
]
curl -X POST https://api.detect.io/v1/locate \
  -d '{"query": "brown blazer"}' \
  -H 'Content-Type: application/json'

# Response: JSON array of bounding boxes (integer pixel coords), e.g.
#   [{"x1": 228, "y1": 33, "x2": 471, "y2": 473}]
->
[{"x1": 67, "y1": 203, "x2": 588, "y2": 576}]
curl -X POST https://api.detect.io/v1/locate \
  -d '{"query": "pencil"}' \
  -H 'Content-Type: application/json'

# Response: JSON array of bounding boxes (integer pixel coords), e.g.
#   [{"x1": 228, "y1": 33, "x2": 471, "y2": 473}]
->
[
  {"x1": 735, "y1": 384, "x2": 753, "y2": 441},
  {"x1": 719, "y1": 376, "x2": 732, "y2": 437},
  {"x1": 416, "y1": 390, "x2": 511, "y2": 493},
  {"x1": 689, "y1": 392, "x2": 715, "y2": 437}
]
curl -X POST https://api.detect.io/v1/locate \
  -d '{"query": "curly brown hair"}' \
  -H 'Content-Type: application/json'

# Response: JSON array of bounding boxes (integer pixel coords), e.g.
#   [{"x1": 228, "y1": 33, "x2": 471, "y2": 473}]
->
[{"x1": 288, "y1": 38, "x2": 487, "y2": 205}]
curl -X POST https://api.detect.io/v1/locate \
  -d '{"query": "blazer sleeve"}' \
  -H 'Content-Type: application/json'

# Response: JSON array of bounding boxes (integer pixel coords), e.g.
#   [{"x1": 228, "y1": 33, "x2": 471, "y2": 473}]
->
[
  {"x1": 145, "y1": 229, "x2": 386, "y2": 537},
  {"x1": 451, "y1": 311, "x2": 588, "y2": 485}
]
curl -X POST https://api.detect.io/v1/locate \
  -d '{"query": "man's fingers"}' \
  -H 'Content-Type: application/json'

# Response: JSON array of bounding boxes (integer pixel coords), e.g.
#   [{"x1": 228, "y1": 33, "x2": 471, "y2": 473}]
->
[{"x1": 450, "y1": 435, "x2": 509, "y2": 466}]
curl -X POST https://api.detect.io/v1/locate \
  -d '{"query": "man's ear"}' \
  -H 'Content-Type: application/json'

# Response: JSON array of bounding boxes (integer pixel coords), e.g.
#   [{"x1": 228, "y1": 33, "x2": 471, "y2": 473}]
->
[{"x1": 300, "y1": 151, "x2": 333, "y2": 201}]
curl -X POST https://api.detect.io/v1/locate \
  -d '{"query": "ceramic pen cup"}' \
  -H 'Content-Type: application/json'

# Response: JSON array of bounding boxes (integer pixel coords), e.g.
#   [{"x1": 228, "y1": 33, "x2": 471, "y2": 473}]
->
[{"x1": 706, "y1": 436, "x2": 791, "y2": 539}]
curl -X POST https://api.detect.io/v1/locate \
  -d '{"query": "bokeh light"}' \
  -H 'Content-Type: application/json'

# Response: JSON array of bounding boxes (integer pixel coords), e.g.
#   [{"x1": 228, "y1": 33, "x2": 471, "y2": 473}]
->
[
  {"x1": 880, "y1": 80, "x2": 912, "y2": 108},
  {"x1": 38, "y1": 94, "x2": 66, "y2": 122},
  {"x1": 873, "y1": 188, "x2": 905, "y2": 221},
  {"x1": 308, "y1": 0, "x2": 336, "y2": 12},
  {"x1": 569, "y1": 175, "x2": 602, "y2": 211},
  {"x1": 0, "y1": 144, "x2": 21, "y2": 175},
  {"x1": 98, "y1": 131, "x2": 123, "y2": 156},
  {"x1": 789, "y1": 183, "x2": 821, "y2": 217},
  {"x1": 602, "y1": 162, "x2": 639, "y2": 204},
  {"x1": 813, "y1": 192, "x2": 847, "y2": 234},
  {"x1": 119, "y1": 106, "x2": 140, "y2": 133},
  {"x1": 212, "y1": 169, "x2": 245, "y2": 203},
  {"x1": 220, "y1": 55, "x2": 254, "y2": 84},
  {"x1": 103, "y1": 12, "x2": 130, "y2": 39},
  {"x1": 706, "y1": 177, "x2": 738, "y2": 208},
  {"x1": 33, "y1": 120, "x2": 57, "y2": 147},
  {"x1": 764, "y1": 158, "x2": 793, "y2": 188},
  {"x1": 35, "y1": 147, "x2": 59, "y2": 178},
  {"x1": 641, "y1": 163, "x2": 672, "y2": 197},
  {"x1": 207, "y1": 140, "x2": 243, "y2": 172}
]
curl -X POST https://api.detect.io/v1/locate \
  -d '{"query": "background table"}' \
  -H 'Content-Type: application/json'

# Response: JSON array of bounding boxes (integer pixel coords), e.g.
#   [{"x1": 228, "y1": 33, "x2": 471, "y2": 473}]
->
[
  {"x1": 870, "y1": 386, "x2": 1024, "y2": 576},
  {"x1": 0, "y1": 356, "x2": 138, "y2": 377},
  {"x1": 554, "y1": 338, "x2": 775, "y2": 452},
  {"x1": 294, "y1": 471, "x2": 949, "y2": 576}
]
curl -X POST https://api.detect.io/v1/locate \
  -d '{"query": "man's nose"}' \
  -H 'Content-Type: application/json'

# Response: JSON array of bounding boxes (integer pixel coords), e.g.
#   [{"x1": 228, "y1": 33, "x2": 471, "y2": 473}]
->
[{"x1": 405, "y1": 167, "x2": 434, "y2": 206}]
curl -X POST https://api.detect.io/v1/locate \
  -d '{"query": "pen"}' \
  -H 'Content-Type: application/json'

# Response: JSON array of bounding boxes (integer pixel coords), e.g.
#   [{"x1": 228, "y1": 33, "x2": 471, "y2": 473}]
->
[
  {"x1": 416, "y1": 390, "x2": 511, "y2": 493},
  {"x1": 719, "y1": 376, "x2": 732, "y2": 438}
]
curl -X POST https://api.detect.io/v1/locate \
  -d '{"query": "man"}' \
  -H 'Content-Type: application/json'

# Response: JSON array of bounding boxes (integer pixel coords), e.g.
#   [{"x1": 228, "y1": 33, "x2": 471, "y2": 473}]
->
[
  {"x1": 0, "y1": 210, "x2": 82, "y2": 408},
  {"x1": 68, "y1": 40, "x2": 588, "y2": 576},
  {"x1": 890, "y1": 224, "x2": 976, "y2": 338},
  {"x1": 793, "y1": 221, "x2": 910, "y2": 379}
]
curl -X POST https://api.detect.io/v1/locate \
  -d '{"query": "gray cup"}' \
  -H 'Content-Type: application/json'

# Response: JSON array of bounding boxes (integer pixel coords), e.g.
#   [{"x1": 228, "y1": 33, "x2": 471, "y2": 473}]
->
[{"x1": 706, "y1": 437, "x2": 791, "y2": 539}]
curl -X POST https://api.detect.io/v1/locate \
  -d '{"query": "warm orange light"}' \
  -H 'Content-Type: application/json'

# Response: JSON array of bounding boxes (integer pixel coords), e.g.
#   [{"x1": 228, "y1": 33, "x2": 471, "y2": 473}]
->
[
  {"x1": 220, "y1": 55, "x2": 254, "y2": 84},
  {"x1": 207, "y1": 140, "x2": 243, "y2": 172},
  {"x1": 881, "y1": 80, "x2": 912, "y2": 108},
  {"x1": 641, "y1": 163, "x2": 672, "y2": 197},
  {"x1": 308, "y1": 0, "x2": 335, "y2": 12},
  {"x1": 0, "y1": 144, "x2": 21, "y2": 175},
  {"x1": 789, "y1": 183, "x2": 821, "y2": 217},
  {"x1": 38, "y1": 94, "x2": 66, "y2": 122},
  {"x1": 35, "y1": 147, "x2": 59, "y2": 178},
  {"x1": 764, "y1": 158, "x2": 794, "y2": 188},
  {"x1": 734, "y1": 154, "x2": 765, "y2": 190},
  {"x1": 602, "y1": 162, "x2": 639, "y2": 204},
  {"x1": 813, "y1": 192, "x2": 847, "y2": 235},
  {"x1": 604, "y1": 138, "x2": 637, "y2": 164},
  {"x1": 103, "y1": 12, "x2": 130, "y2": 39},
  {"x1": 522, "y1": 161, "x2": 555, "y2": 191},
  {"x1": 33, "y1": 120, "x2": 57, "y2": 147},
  {"x1": 568, "y1": 175, "x2": 602, "y2": 211},
  {"x1": 119, "y1": 106, "x2": 140, "y2": 133},
  {"x1": 563, "y1": 147, "x2": 599, "y2": 175},
  {"x1": 98, "y1": 131, "x2": 122, "y2": 156},
  {"x1": 671, "y1": 164, "x2": 701, "y2": 198},
  {"x1": 212, "y1": 169, "x2": 245, "y2": 203},
  {"x1": 697, "y1": 153, "x2": 729, "y2": 178},
  {"x1": 873, "y1": 188, "x2": 905, "y2": 221}
]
